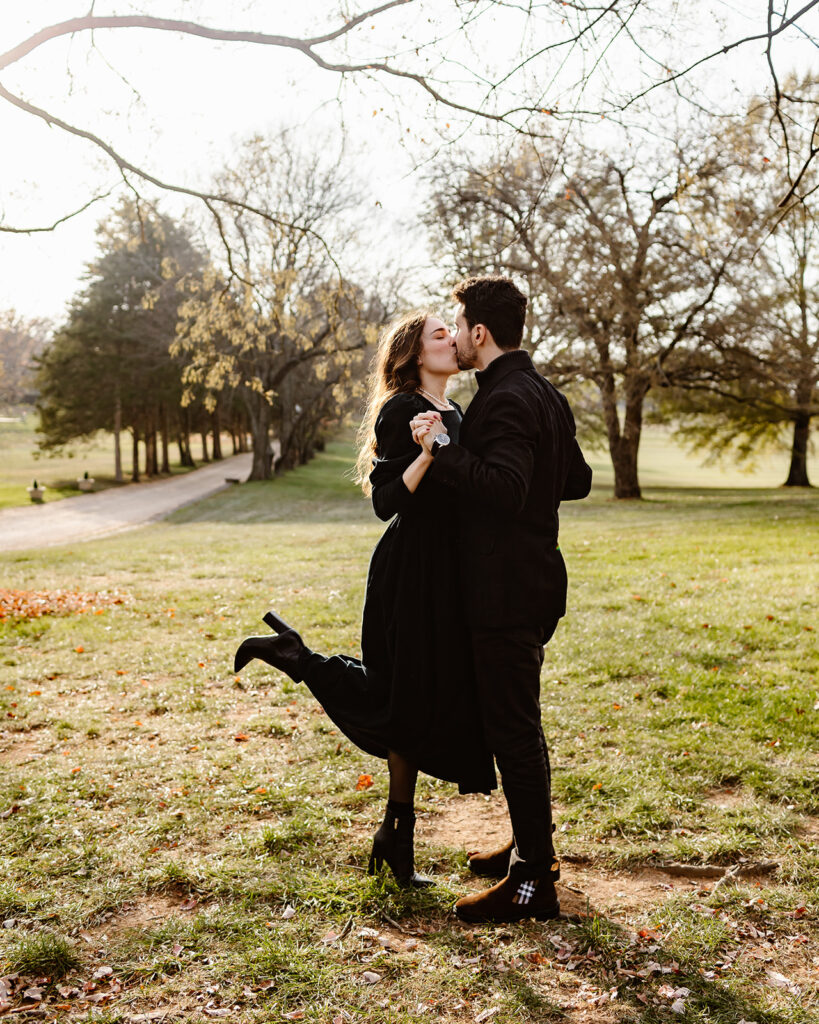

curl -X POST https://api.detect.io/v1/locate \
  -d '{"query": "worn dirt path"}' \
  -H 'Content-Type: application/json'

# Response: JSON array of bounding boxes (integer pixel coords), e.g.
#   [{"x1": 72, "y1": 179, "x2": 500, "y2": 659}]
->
[{"x1": 0, "y1": 453, "x2": 252, "y2": 553}]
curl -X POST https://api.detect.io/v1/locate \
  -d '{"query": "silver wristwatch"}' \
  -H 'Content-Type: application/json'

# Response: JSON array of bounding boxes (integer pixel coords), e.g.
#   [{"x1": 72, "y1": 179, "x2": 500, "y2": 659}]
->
[{"x1": 430, "y1": 433, "x2": 451, "y2": 456}]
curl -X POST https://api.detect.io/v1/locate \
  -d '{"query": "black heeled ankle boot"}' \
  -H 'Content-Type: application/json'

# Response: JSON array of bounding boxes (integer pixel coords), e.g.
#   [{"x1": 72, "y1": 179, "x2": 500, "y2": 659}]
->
[
  {"x1": 233, "y1": 610, "x2": 313, "y2": 680},
  {"x1": 368, "y1": 803, "x2": 433, "y2": 888}
]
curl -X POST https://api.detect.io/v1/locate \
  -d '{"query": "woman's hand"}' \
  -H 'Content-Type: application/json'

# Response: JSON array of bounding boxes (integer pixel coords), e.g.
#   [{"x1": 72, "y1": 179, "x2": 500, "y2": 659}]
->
[{"x1": 410, "y1": 411, "x2": 446, "y2": 448}]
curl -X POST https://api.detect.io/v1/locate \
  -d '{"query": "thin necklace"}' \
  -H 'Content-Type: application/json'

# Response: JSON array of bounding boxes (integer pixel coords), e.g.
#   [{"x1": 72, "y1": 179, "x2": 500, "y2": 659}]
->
[{"x1": 417, "y1": 386, "x2": 452, "y2": 410}]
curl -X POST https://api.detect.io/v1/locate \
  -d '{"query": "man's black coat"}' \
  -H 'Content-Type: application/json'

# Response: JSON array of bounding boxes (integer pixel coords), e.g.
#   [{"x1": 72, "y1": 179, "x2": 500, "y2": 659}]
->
[{"x1": 430, "y1": 349, "x2": 592, "y2": 631}]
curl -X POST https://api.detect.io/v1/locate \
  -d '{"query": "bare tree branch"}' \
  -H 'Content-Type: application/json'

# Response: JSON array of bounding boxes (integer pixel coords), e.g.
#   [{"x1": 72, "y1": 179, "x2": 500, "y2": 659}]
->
[
  {"x1": 0, "y1": 81, "x2": 342, "y2": 280},
  {"x1": 0, "y1": 188, "x2": 116, "y2": 233}
]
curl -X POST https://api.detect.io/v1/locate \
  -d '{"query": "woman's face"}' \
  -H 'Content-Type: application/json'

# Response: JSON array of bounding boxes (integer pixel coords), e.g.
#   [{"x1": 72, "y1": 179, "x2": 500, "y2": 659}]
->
[{"x1": 418, "y1": 317, "x2": 458, "y2": 375}]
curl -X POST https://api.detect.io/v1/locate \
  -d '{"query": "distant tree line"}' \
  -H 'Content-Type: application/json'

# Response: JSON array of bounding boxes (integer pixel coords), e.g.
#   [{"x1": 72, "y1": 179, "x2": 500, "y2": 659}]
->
[
  {"x1": 30, "y1": 136, "x2": 380, "y2": 483},
  {"x1": 13, "y1": 88, "x2": 819, "y2": 496},
  {"x1": 0, "y1": 311, "x2": 50, "y2": 410}
]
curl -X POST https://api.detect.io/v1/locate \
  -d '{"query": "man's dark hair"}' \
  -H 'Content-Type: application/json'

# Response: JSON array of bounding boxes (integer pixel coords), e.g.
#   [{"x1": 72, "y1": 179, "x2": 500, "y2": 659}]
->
[{"x1": 452, "y1": 275, "x2": 527, "y2": 350}]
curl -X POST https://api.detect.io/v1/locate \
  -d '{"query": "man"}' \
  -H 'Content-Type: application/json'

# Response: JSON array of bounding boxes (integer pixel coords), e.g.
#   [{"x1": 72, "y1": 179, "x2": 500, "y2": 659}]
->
[{"x1": 410, "y1": 275, "x2": 592, "y2": 923}]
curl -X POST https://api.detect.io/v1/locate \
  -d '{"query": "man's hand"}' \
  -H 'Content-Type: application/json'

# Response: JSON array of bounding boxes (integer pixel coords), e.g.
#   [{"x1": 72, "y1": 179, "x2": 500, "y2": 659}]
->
[{"x1": 410, "y1": 411, "x2": 446, "y2": 453}]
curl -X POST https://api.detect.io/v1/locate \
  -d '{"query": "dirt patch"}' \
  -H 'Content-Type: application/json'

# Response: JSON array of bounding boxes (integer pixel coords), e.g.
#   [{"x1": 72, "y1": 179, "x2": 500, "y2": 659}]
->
[
  {"x1": 79, "y1": 895, "x2": 198, "y2": 940},
  {"x1": 704, "y1": 787, "x2": 747, "y2": 810},
  {"x1": 797, "y1": 816, "x2": 819, "y2": 843},
  {"x1": 419, "y1": 794, "x2": 699, "y2": 926},
  {"x1": 418, "y1": 792, "x2": 511, "y2": 853},
  {"x1": 0, "y1": 734, "x2": 47, "y2": 765}
]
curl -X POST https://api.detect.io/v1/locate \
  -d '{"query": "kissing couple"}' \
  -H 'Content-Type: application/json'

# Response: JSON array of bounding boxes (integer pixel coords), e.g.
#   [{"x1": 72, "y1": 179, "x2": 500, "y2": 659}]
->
[{"x1": 235, "y1": 274, "x2": 592, "y2": 924}]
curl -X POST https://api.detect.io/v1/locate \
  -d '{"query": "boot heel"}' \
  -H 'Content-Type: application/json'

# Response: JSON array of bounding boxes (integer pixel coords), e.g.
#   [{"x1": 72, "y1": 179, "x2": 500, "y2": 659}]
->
[
  {"x1": 233, "y1": 640, "x2": 253, "y2": 673},
  {"x1": 263, "y1": 611, "x2": 293, "y2": 634},
  {"x1": 368, "y1": 845, "x2": 383, "y2": 876}
]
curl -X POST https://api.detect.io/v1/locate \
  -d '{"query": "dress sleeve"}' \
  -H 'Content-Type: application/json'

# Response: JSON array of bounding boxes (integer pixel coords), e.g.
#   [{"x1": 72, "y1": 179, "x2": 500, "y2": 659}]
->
[{"x1": 369, "y1": 394, "x2": 424, "y2": 521}]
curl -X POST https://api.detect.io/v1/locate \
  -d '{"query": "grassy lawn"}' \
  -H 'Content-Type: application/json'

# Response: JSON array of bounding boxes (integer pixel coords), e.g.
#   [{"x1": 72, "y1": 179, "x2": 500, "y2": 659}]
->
[
  {"x1": 1, "y1": 439, "x2": 817, "y2": 1023},
  {"x1": 0, "y1": 415, "x2": 219, "y2": 510}
]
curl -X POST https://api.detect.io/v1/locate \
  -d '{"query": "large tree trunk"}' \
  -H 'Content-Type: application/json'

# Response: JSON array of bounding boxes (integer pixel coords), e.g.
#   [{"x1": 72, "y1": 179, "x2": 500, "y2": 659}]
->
[
  {"x1": 610, "y1": 434, "x2": 641, "y2": 498},
  {"x1": 178, "y1": 408, "x2": 195, "y2": 467},
  {"x1": 160, "y1": 403, "x2": 171, "y2": 474},
  {"x1": 200, "y1": 428, "x2": 210, "y2": 463},
  {"x1": 245, "y1": 395, "x2": 273, "y2": 480},
  {"x1": 599, "y1": 370, "x2": 646, "y2": 499},
  {"x1": 131, "y1": 428, "x2": 140, "y2": 483},
  {"x1": 113, "y1": 390, "x2": 123, "y2": 482},
  {"x1": 784, "y1": 412, "x2": 812, "y2": 487},
  {"x1": 211, "y1": 408, "x2": 223, "y2": 460},
  {"x1": 145, "y1": 426, "x2": 158, "y2": 477}
]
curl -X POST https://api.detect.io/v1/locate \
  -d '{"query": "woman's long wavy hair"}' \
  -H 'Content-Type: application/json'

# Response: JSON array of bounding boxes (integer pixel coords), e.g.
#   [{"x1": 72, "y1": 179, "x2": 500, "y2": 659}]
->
[{"x1": 354, "y1": 310, "x2": 432, "y2": 495}]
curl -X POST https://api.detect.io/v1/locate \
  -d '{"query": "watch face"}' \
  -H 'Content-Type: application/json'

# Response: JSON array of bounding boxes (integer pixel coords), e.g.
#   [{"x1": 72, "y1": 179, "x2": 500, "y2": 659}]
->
[{"x1": 434, "y1": 433, "x2": 451, "y2": 446}]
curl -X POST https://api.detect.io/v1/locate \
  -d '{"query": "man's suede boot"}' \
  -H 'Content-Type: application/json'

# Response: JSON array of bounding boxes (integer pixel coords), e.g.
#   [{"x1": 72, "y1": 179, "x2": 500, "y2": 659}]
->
[
  {"x1": 455, "y1": 871, "x2": 561, "y2": 924},
  {"x1": 467, "y1": 838, "x2": 514, "y2": 878}
]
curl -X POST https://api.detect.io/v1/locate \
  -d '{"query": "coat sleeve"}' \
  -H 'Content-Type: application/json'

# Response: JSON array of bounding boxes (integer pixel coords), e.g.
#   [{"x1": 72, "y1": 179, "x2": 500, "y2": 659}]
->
[
  {"x1": 562, "y1": 439, "x2": 593, "y2": 500},
  {"x1": 557, "y1": 393, "x2": 593, "y2": 500},
  {"x1": 429, "y1": 389, "x2": 536, "y2": 516},
  {"x1": 369, "y1": 394, "x2": 423, "y2": 522}
]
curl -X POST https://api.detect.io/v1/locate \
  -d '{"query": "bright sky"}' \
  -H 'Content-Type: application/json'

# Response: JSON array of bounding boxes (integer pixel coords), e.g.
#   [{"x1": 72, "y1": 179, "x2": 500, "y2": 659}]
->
[{"x1": 1, "y1": 1, "x2": 816, "y2": 322}]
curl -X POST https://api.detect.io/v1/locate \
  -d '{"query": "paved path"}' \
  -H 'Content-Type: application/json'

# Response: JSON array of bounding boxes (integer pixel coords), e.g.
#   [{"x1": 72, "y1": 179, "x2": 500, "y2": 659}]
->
[{"x1": 0, "y1": 453, "x2": 253, "y2": 553}]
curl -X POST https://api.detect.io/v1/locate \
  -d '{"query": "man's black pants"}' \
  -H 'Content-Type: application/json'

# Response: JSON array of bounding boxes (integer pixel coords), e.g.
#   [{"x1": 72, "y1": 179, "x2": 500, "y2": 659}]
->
[{"x1": 471, "y1": 619, "x2": 559, "y2": 881}]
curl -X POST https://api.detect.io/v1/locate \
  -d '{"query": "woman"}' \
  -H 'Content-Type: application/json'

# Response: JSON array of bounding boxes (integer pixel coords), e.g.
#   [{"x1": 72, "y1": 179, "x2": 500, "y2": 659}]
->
[{"x1": 234, "y1": 312, "x2": 496, "y2": 886}]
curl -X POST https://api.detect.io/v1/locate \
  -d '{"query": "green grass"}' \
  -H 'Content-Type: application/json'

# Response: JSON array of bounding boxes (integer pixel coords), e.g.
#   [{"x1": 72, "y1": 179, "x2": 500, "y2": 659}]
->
[
  {"x1": 0, "y1": 438, "x2": 817, "y2": 1022},
  {"x1": 0, "y1": 413, "x2": 221, "y2": 509},
  {"x1": 6, "y1": 932, "x2": 82, "y2": 978}
]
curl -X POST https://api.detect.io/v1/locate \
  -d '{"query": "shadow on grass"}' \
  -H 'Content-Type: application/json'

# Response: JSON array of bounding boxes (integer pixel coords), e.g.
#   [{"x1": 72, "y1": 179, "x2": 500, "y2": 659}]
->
[{"x1": 551, "y1": 888, "x2": 808, "y2": 1023}]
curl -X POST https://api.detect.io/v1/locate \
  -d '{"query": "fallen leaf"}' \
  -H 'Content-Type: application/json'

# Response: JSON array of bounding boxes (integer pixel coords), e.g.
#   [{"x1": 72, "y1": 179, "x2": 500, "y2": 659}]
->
[
  {"x1": 179, "y1": 897, "x2": 198, "y2": 911},
  {"x1": 362, "y1": 971, "x2": 381, "y2": 985},
  {"x1": 93, "y1": 966, "x2": 113, "y2": 980},
  {"x1": 283, "y1": 1013, "x2": 305, "y2": 1021},
  {"x1": 356, "y1": 774, "x2": 374, "y2": 790},
  {"x1": 766, "y1": 970, "x2": 799, "y2": 993},
  {"x1": 234, "y1": 733, "x2": 249, "y2": 742},
  {"x1": 281, "y1": 905, "x2": 296, "y2": 920},
  {"x1": 475, "y1": 1009, "x2": 500, "y2": 1023}
]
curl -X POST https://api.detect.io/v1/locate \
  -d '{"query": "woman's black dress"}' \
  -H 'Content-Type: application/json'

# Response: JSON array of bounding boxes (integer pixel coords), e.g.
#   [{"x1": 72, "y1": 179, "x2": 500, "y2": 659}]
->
[{"x1": 301, "y1": 392, "x2": 497, "y2": 795}]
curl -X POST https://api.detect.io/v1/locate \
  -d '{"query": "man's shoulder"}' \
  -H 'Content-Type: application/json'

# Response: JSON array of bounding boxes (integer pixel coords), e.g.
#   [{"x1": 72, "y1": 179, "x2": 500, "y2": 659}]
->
[{"x1": 490, "y1": 365, "x2": 548, "y2": 407}]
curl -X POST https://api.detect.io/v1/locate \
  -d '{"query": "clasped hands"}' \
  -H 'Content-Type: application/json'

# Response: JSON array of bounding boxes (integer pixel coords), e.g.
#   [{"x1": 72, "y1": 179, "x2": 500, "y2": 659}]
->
[{"x1": 410, "y1": 411, "x2": 448, "y2": 454}]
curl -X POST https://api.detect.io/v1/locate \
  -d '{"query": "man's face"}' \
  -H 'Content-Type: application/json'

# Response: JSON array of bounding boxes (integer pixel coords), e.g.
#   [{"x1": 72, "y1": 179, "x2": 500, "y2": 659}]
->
[{"x1": 453, "y1": 305, "x2": 478, "y2": 370}]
